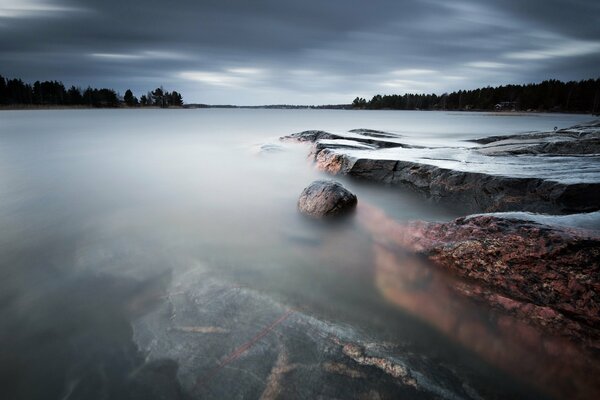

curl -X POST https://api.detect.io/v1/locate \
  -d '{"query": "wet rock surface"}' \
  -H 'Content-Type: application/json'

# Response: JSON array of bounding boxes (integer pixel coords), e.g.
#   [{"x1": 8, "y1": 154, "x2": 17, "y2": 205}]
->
[
  {"x1": 282, "y1": 129, "x2": 408, "y2": 149},
  {"x1": 358, "y1": 204, "x2": 600, "y2": 349},
  {"x1": 472, "y1": 120, "x2": 600, "y2": 155},
  {"x1": 283, "y1": 121, "x2": 600, "y2": 214},
  {"x1": 297, "y1": 180, "x2": 357, "y2": 218},
  {"x1": 471, "y1": 120, "x2": 600, "y2": 144},
  {"x1": 133, "y1": 267, "x2": 540, "y2": 400},
  {"x1": 357, "y1": 203, "x2": 600, "y2": 400},
  {"x1": 325, "y1": 154, "x2": 600, "y2": 214}
]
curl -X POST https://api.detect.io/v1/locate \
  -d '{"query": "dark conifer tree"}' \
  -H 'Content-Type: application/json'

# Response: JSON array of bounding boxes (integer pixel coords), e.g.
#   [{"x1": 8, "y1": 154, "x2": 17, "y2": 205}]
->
[
  {"x1": 123, "y1": 89, "x2": 138, "y2": 106},
  {"x1": 0, "y1": 74, "x2": 7, "y2": 105}
]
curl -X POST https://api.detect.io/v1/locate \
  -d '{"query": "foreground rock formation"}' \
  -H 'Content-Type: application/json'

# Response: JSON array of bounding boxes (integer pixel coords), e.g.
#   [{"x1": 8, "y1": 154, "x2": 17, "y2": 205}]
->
[
  {"x1": 297, "y1": 180, "x2": 357, "y2": 218},
  {"x1": 356, "y1": 203, "x2": 600, "y2": 400},
  {"x1": 276, "y1": 122, "x2": 600, "y2": 398},
  {"x1": 281, "y1": 121, "x2": 600, "y2": 214},
  {"x1": 358, "y1": 204, "x2": 600, "y2": 348},
  {"x1": 134, "y1": 267, "x2": 521, "y2": 400},
  {"x1": 130, "y1": 212, "x2": 600, "y2": 400}
]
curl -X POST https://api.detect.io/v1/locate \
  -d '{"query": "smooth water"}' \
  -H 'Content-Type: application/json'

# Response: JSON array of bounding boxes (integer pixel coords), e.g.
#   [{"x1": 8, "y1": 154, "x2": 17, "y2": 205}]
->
[{"x1": 0, "y1": 109, "x2": 594, "y2": 399}]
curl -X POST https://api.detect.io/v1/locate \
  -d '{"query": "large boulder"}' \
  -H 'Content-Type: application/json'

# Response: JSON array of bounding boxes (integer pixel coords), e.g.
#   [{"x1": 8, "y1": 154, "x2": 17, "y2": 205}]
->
[{"x1": 298, "y1": 180, "x2": 357, "y2": 217}]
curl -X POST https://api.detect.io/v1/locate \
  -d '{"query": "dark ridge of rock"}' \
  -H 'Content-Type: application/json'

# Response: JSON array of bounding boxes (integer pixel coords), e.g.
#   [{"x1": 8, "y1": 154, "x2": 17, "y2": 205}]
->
[
  {"x1": 314, "y1": 140, "x2": 376, "y2": 152},
  {"x1": 470, "y1": 133, "x2": 533, "y2": 145},
  {"x1": 470, "y1": 131, "x2": 577, "y2": 145},
  {"x1": 569, "y1": 119, "x2": 600, "y2": 130},
  {"x1": 281, "y1": 130, "x2": 346, "y2": 143},
  {"x1": 348, "y1": 128, "x2": 402, "y2": 138},
  {"x1": 470, "y1": 119, "x2": 600, "y2": 145},
  {"x1": 297, "y1": 180, "x2": 357, "y2": 218},
  {"x1": 353, "y1": 138, "x2": 411, "y2": 149},
  {"x1": 480, "y1": 137, "x2": 600, "y2": 156},
  {"x1": 314, "y1": 149, "x2": 600, "y2": 214},
  {"x1": 358, "y1": 204, "x2": 600, "y2": 351},
  {"x1": 281, "y1": 130, "x2": 408, "y2": 149},
  {"x1": 519, "y1": 137, "x2": 600, "y2": 155}
]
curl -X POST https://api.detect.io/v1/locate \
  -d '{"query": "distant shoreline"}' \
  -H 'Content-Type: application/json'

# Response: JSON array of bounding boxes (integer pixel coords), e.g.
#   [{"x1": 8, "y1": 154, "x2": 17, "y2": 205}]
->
[
  {"x1": 0, "y1": 105, "x2": 181, "y2": 111},
  {"x1": 0, "y1": 104, "x2": 596, "y2": 115}
]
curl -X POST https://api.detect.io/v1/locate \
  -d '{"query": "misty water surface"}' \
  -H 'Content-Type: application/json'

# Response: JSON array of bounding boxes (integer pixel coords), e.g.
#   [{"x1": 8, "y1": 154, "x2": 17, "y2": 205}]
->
[{"x1": 0, "y1": 109, "x2": 594, "y2": 399}]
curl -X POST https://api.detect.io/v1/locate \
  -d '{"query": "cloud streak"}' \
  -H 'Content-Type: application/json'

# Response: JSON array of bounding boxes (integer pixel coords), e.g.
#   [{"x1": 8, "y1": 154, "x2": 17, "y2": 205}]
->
[{"x1": 0, "y1": 0, "x2": 598, "y2": 104}]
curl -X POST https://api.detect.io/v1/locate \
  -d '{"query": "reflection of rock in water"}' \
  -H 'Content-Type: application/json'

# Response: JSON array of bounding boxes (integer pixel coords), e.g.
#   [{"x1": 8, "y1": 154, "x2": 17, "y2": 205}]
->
[
  {"x1": 0, "y1": 271, "x2": 187, "y2": 400},
  {"x1": 358, "y1": 203, "x2": 600, "y2": 400},
  {"x1": 133, "y1": 266, "x2": 511, "y2": 400}
]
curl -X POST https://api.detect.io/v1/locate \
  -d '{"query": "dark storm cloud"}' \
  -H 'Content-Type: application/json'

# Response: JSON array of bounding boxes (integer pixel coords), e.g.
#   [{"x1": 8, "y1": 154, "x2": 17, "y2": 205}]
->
[{"x1": 1, "y1": 0, "x2": 598, "y2": 104}]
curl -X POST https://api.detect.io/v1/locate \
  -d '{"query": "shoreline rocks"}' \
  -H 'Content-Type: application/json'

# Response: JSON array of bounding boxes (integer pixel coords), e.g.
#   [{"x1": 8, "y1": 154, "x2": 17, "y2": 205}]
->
[
  {"x1": 298, "y1": 180, "x2": 357, "y2": 218},
  {"x1": 472, "y1": 120, "x2": 600, "y2": 155},
  {"x1": 357, "y1": 203, "x2": 600, "y2": 350},
  {"x1": 282, "y1": 122, "x2": 600, "y2": 214},
  {"x1": 316, "y1": 149, "x2": 600, "y2": 214},
  {"x1": 283, "y1": 123, "x2": 600, "y2": 399}
]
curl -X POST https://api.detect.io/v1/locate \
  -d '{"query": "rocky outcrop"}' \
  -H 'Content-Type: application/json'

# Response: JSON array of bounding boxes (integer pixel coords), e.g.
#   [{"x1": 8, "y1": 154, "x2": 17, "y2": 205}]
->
[
  {"x1": 316, "y1": 148, "x2": 600, "y2": 214},
  {"x1": 348, "y1": 128, "x2": 403, "y2": 139},
  {"x1": 297, "y1": 180, "x2": 357, "y2": 217},
  {"x1": 471, "y1": 119, "x2": 600, "y2": 145},
  {"x1": 283, "y1": 130, "x2": 345, "y2": 143},
  {"x1": 358, "y1": 203, "x2": 600, "y2": 349},
  {"x1": 281, "y1": 123, "x2": 600, "y2": 399},
  {"x1": 284, "y1": 121, "x2": 600, "y2": 214},
  {"x1": 355, "y1": 203, "x2": 600, "y2": 400},
  {"x1": 282, "y1": 129, "x2": 408, "y2": 149},
  {"x1": 477, "y1": 137, "x2": 600, "y2": 155},
  {"x1": 471, "y1": 119, "x2": 600, "y2": 155},
  {"x1": 134, "y1": 269, "x2": 506, "y2": 400}
]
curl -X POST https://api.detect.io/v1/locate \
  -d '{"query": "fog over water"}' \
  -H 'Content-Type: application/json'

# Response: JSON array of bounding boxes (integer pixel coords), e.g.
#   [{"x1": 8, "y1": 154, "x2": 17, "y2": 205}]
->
[{"x1": 0, "y1": 109, "x2": 595, "y2": 399}]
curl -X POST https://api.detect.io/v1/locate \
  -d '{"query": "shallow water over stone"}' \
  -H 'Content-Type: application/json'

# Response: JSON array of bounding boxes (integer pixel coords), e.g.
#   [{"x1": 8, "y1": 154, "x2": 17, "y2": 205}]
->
[{"x1": 0, "y1": 109, "x2": 596, "y2": 399}]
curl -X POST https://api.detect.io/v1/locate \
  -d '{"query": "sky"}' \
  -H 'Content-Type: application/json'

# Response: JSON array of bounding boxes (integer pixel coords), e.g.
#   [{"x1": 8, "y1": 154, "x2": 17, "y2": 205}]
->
[{"x1": 0, "y1": 0, "x2": 599, "y2": 105}]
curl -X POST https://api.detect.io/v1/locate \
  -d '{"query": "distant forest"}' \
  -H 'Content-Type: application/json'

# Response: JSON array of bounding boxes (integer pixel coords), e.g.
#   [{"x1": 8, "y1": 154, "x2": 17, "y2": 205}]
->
[
  {"x1": 0, "y1": 74, "x2": 183, "y2": 108},
  {"x1": 353, "y1": 79, "x2": 600, "y2": 113}
]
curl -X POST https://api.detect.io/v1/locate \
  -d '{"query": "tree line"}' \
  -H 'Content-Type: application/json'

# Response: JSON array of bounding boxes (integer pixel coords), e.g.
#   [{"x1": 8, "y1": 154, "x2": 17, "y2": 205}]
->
[
  {"x1": 353, "y1": 78, "x2": 600, "y2": 113},
  {"x1": 0, "y1": 74, "x2": 183, "y2": 108}
]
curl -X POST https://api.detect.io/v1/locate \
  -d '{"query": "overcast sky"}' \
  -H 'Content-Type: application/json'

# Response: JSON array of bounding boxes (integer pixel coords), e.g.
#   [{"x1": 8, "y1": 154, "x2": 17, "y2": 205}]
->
[{"x1": 1, "y1": 0, "x2": 599, "y2": 105}]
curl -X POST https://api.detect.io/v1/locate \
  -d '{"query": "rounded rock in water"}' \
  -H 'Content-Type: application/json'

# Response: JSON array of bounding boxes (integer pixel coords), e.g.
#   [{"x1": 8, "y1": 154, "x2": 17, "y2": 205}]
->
[{"x1": 298, "y1": 180, "x2": 357, "y2": 218}]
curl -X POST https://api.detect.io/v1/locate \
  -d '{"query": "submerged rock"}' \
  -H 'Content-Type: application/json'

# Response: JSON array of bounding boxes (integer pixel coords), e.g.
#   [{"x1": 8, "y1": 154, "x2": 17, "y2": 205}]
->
[
  {"x1": 357, "y1": 202, "x2": 600, "y2": 400},
  {"x1": 297, "y1": 180, "x2": 357, "y2": 217},
  {"x1": 358, "y1": 203, "x2": 600, "y2": 350},
  {"x1": 133, "y1": 269, "x2": 495, "y2": 400}
]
